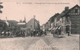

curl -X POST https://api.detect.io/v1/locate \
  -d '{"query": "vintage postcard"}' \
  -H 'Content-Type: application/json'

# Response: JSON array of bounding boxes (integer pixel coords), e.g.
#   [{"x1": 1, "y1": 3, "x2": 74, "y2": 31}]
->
[{"x1": 0, "y1": 0, "x2": 79, "y2": 50}]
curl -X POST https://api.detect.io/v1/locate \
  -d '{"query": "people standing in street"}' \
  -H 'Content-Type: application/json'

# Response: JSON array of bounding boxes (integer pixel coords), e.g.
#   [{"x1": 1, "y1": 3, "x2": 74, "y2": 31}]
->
[{"x1": 66, "y1": 25, "x2": 70, "y2": 36}]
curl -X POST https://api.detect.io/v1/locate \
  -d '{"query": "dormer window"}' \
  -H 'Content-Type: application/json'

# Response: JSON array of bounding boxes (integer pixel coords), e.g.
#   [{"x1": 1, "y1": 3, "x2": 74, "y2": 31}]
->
[{"x1": 75, "y1": 9, "x2": 78, "y2": 13}]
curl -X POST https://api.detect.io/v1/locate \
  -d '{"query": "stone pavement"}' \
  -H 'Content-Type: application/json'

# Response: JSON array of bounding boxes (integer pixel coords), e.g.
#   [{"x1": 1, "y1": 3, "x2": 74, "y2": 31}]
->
[
  {"x1": 28, "y1": 39, "x2": 52, "y2": 50},
  {"x1": 0, "y1": 34, "x2": 79, "y2": 50}
]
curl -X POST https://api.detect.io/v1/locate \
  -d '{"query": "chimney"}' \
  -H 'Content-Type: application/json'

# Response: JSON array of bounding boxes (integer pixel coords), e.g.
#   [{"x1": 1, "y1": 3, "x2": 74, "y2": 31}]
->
[{"x1": 65, "y1": 7, "x2": 69, "y2": 11}]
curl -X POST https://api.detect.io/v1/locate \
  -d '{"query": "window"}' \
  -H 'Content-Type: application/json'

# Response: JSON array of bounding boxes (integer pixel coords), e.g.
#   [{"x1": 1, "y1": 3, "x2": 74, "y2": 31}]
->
[
  {"x1": 66, "y1": 17, "x2": 69, "y2": 22},
  {"x1": 75, "y1": 9, "x2": 78, "y2": 13}
]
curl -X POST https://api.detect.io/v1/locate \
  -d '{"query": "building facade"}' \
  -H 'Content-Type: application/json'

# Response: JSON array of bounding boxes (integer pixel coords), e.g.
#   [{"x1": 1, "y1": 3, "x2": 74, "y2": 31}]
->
[
  {"x1": 67, "y1": 5, "x2": 80, "y2": 34},
  {"x1": 26, "y1": 18, "x2": 40, "y2": 31},
  {"x1": 50, "y1": 4, "x2": 80, "y2": 34}
]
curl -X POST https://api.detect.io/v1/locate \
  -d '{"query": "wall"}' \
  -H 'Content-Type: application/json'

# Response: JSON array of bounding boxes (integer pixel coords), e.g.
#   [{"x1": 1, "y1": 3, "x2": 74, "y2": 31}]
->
[{"x1": 68, "y1": 6, "x2": 80, "y2": 33}]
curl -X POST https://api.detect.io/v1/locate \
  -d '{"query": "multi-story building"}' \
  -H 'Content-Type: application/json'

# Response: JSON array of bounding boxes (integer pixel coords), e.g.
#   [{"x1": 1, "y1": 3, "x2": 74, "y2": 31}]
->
[
  {"x1": 67, "y1": 5, "x2": 80, "y2": 34},
  {"x1": 50, "y1": 4, "x2": 80, "y2": 34},
  {"x1": 26, "y1": 17, "x2": 40, "y2": 31},
  {"x1": 60, "y1": 5, "x2": 80, "y2": 34}
]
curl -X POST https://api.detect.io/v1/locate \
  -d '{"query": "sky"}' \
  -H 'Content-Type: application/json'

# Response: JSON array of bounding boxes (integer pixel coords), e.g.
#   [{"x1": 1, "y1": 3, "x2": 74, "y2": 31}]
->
[{"x1": 0, "y1": 0, "x2": 79, "y2": 25}]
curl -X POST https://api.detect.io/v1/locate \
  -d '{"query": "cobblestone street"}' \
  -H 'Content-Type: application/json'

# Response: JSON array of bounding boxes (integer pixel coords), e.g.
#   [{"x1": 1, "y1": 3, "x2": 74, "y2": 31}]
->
[
  {"x1": 0, "y1": 1, "x2": 79, "y2": 50},
  {"x1": 0, "y1": 34, "x2": 79, "y2": 50}
]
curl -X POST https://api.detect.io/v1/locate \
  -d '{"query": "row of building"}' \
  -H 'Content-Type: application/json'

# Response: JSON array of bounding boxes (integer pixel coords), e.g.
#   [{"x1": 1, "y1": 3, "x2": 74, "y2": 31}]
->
[
  {"x1": 0, "y1": 16, "x2": 40, "y2": 31},
  {"x1": 0, "y1": 2, "x2": 40, "y2": 33},
  {"x1": 42, "y1": 4, "x2": 80, "y2": 34},
  {"x1": 0, "y1": 4, "x2": 80, "y2": 35},
  {"x1": 0, "y1": 16, "x2": 41, "y2": 37},
  {"x1": 0, "y1": 2, "x2": 41, "y2": 36}
]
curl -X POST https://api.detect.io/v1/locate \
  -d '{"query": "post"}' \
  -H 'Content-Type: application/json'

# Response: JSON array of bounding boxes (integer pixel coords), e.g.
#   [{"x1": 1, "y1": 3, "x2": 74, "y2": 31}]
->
[{"x1": 34, "y1": 15, "x2": 35, "y2": 31}]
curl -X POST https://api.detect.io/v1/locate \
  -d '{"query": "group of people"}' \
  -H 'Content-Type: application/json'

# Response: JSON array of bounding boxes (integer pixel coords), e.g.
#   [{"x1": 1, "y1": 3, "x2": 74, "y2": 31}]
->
[
  {"x1": 0, "y1": 30, "x2": 12, "y2": 37},
  {"x1": 51, "y1": 26, "x2": 62, "y2": 37},
  {"x1": 51, "y1": 25, "x2": 71, "y2": 37},
  {"x1": 0, "y1": 25, "x2": 71, "y2": 38},
  {"x1": 26, "y1": 29, "x2": 47, "y2": 37}
]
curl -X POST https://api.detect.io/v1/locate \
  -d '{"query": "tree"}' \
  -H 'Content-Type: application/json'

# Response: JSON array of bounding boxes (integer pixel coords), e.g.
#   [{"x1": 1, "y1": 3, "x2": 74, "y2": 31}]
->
[{"x1": 0, "y1": 2, "x2": 3, "y2": 13}]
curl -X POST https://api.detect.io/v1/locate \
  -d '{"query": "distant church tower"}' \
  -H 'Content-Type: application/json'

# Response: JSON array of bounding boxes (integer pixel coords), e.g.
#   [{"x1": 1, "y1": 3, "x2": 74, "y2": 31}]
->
[{"x1": 23, "y1": 17, "x2": 26, "y2": 23}]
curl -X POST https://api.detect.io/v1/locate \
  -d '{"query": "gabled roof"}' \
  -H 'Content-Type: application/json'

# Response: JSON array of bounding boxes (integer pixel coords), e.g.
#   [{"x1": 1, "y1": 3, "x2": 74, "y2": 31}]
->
[
  {"x1": 49, "y1": 13, "x2": 60, "y2": 23},
  {"x1": 7, "y1": 20, "x2": 18, "y2": 24},
  {"x1": 3, "y1": 20, "x2": 18, "y2": 25},
  {"x1": 44, "y1": 4, "x2": 80, "y2": 25},
  {"x1": 27, "y1": 18, "x2": 39, "y2": 24},
  {"x1": 60, "y1": 4, "x2": 80, "y2": 18},
  {"x1": 69, "y1": 4, "x2": 80, "y2": 12},
  {"x1": 62, "y1": 4, "x2": 80, "y2": 16}
]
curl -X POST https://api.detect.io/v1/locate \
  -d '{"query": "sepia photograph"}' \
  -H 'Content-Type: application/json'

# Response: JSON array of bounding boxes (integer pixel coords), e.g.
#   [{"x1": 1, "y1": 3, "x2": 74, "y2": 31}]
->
[{"x1": 0, "y1": 0, "x2": 80, "y2": 50}]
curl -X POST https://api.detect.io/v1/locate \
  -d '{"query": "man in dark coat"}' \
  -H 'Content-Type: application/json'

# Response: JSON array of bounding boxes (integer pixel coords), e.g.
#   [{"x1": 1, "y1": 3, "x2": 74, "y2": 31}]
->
[{"x1": 66, "y1": 25, "x2": 70, "y2": 36}]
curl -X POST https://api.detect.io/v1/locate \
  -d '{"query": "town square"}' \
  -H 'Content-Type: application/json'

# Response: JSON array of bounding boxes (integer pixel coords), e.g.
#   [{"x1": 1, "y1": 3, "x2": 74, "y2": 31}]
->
[{"x1": 0, "y1": 1, "x2": 80, "y2": 50}]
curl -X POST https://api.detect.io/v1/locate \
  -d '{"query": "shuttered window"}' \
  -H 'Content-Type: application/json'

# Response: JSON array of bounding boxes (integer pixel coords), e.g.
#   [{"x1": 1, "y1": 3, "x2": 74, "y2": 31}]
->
[{"x1": 75, "y1": 9, "x2": 78, "y2": 13}]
